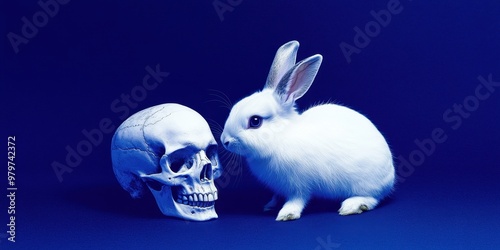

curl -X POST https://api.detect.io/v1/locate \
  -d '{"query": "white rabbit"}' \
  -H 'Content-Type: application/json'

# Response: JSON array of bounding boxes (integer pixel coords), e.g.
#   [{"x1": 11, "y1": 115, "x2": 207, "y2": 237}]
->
[{"x1": 220, "y1": 41, "x2": 395, "y2": 221}]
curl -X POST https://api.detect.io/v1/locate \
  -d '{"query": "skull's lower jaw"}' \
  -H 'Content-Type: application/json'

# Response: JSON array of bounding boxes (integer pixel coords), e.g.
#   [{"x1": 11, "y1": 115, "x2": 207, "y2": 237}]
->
[
  {"x1": 171, "y1": 202, "x2": 218, "y2": 221},
  {"x1": 167, "y1": 187, "x2": 218, "y2": 221},
  {"x1": 148, "y1": 185, "x2": 218, "y2": 221},
  {"x1": 154, "y1": 196, "x2": 218, "y2": 222}
]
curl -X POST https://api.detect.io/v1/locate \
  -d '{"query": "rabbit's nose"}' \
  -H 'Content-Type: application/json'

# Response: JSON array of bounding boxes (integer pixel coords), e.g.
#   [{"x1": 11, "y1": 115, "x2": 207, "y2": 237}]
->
[
  {"x1": 221, "y1": 137, "x2": 231, "y2": 150},
  {"x1": 220, "y1": 133, "x2": 229, "y2": 149}
]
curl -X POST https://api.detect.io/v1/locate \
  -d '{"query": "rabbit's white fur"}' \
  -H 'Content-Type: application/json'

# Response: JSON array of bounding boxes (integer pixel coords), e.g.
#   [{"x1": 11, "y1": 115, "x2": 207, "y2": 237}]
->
[{"x1": 221, "y1": 41, "x2": 394, "y2": 221}]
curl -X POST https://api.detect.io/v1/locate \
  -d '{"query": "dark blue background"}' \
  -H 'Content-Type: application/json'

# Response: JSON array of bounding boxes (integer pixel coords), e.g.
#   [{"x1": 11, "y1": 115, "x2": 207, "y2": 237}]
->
[{"x1": 2, "y1": 0, "x2": 500, "y2": 249}]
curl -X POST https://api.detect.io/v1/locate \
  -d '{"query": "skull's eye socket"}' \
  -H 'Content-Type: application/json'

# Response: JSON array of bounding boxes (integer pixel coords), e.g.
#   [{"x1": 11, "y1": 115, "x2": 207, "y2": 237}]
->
[
  {"x1": 169, "y1": 158, "x2": 193, "y2": 173},
  {"x1": 248, "y1": 115, "x2": 263, "y2": 129},
  {"x1": 167, "y1": 148, "x2": 196, "y2": 173},
  {"x1": 169, "y1": 159, "x2": 184, "y2": 173},
  {"x1": 168, "y1": 156, "x2": 193, "y2": 173}
]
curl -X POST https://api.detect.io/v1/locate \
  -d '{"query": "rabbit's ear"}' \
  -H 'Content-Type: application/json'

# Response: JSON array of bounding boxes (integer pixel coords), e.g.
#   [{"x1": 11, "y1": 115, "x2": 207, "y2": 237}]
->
[
  {"x1": 264, "y1": 41, "x2": 300, "y2": 90},
  {"x1": 275, "y1": 54, "x2": 323, "y2": 103}
]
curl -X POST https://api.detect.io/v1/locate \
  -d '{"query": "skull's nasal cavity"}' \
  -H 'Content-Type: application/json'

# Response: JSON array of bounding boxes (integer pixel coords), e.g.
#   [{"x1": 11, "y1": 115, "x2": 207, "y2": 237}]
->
[{"x1": 200, "y1": 163, "x2": 213, "y2": 182}]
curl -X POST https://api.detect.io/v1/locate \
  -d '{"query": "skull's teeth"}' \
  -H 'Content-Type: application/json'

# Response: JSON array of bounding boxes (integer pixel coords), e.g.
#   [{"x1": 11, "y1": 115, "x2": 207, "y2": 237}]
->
[{"x1": 176, "y1": 193, "x2": 217, "y2": 207}]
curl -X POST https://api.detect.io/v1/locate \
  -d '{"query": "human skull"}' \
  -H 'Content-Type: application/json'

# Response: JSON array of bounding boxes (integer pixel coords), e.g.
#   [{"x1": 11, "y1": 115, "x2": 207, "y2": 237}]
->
[{"x1": 111, "y1": 103, "x2": 221, "y2": 221}]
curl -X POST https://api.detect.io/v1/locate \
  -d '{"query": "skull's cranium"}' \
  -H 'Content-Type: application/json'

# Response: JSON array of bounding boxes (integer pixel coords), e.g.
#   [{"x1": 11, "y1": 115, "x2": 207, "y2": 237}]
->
[{"x1": 111, "y1": 103, "x2": 221, "y2": 221}]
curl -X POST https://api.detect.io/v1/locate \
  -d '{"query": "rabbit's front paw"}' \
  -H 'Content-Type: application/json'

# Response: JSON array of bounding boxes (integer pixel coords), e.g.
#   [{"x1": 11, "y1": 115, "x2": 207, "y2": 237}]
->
[
  {"x1": 276, "y1": 210, "x2": 301, "y2": 221},
  {"x1": 338, "y1": 196, "x2": 378, "y2": 216},
  {"x1": 275, "y1": 197, "x2": 307, "y2": 221}
]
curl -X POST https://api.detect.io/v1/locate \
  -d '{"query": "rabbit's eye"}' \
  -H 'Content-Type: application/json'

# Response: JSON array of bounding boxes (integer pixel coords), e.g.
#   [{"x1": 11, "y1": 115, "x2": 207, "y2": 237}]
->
[{"x1": 248, "y1": 115, "x2": 263, "y2": 129}]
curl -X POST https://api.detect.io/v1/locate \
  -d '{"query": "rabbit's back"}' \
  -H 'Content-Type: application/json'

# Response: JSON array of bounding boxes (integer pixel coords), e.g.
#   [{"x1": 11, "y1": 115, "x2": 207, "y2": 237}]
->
[{"x1": 254, "y1": 103, "x2": 394, "y2": 199}]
